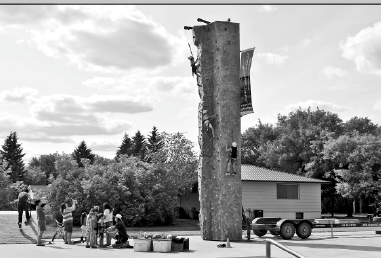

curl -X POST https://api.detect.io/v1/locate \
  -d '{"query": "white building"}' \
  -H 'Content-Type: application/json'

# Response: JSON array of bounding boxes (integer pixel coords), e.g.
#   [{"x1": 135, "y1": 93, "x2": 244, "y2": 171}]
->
[{"x1": 179, "y1": 165, "x2": 330, "y2": 220}]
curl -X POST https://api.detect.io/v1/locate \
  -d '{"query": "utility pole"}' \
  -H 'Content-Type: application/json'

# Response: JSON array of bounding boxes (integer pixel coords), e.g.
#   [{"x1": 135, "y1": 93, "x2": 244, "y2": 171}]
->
[{"x1": 190, "y1": 20, "x2": 242, "y2": 241}]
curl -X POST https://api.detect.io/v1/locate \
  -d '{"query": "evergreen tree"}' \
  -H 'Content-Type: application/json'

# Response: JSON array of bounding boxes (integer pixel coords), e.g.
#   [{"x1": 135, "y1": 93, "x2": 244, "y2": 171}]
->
[
  {"x1": 147, "y1": 126, "x2": 164, "y2": 152},
  {"x1": 0, "y1": 132, "x2": 26, "y2": 182},
  {"x1": 72, "y1": 140, "x2": 95, "y2": 167},
  {"x1": 116, "y1": 133, "x2": 133, "y2": 158},
  {"x1": 132, "y1": 130, "x2": 146, "y2": 160}
]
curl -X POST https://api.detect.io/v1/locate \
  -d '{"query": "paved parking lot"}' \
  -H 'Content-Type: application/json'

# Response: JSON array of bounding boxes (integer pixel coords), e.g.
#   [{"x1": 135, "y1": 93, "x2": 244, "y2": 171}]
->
[{"x1": 1, "y1": 230, "x2": 381, "y2": 258}]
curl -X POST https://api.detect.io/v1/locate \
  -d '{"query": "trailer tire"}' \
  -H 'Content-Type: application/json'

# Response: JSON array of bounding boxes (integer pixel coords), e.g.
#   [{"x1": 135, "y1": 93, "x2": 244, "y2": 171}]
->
[
  {"x1": 296, "y1": 222, "x2": 312, "y2": 239},
  {"x1": 253, "y1": 229, "x2": 267, "y2": 237},
  {"x1": 269, "y1": 230, "x2": 280, "y2": 236},
  {"x1": 280, "y1": 222, "x2": 295, "y2": 240}
]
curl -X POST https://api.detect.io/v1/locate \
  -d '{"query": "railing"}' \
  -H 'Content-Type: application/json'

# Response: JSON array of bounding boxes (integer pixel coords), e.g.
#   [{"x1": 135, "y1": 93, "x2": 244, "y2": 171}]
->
[{"x1": 265, "y1": 239, "x2": 306, "y2": 258}]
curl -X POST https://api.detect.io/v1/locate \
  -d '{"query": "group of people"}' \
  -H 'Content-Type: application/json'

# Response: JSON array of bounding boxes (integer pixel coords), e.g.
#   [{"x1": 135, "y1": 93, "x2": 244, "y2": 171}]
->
[
  {"x1": 61, "y1": 198, "x2": 129, "y2": 248},
  {"x1": 17, "y1": 189, "x2": 128, "y2": 248}
]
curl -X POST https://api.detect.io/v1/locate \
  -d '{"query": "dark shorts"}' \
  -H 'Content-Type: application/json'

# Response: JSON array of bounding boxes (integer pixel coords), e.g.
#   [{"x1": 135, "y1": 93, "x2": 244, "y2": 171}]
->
[
  {"x1": 38, "y1": 220, "x2": 46, "y2": 231},
  {"x1": 64, "y1": 222, "x2": 73, "y2": 233}
]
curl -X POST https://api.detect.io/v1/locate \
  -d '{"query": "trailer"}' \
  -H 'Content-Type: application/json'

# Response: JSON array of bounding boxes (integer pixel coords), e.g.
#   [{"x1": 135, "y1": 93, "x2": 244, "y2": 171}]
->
[{"x1": 251, "y1": 217, "x2": 381, "y2": 240}]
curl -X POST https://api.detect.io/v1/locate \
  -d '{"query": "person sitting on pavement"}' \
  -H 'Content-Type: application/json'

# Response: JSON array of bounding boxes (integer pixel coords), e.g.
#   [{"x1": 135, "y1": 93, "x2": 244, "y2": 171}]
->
[{"x1": 106, "y1": 214, "x2": 128, "y2": 245}]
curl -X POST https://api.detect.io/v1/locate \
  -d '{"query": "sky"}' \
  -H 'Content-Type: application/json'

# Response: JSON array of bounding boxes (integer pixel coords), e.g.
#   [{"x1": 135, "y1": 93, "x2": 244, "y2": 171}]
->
[{"x1": 0, "y1": 4, "x2": 381, "y2": 163}]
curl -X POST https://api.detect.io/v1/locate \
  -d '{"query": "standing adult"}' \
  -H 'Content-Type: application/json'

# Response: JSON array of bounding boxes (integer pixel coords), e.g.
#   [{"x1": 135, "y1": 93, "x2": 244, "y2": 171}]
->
[
  {"x1": 35, "y1": 199, "x2": 47, "y2": 246},
  {"x1": 61, "y1": 198, "x2": 77, "y2": 245},
  {"x1": 17, "y1": 188, "x2": 30, "y2": 228},
  {"x1": 102, "y1": 203, "x2": 113, "y2": 246}
]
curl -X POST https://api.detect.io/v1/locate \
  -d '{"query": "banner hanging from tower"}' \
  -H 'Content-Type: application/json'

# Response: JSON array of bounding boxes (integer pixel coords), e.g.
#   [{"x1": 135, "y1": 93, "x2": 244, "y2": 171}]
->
[{"x1": 240, "y1": 47, "x2": 255, "y2": 117}]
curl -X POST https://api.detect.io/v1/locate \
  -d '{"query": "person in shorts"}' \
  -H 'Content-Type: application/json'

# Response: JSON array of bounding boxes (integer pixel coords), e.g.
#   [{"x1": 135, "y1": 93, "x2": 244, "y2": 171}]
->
[
  {"x1": 35, "y1": 199, "x2": 47, "y2": 246},
  {"x1": 61, "y1": 198, "x2": 77, "y2": 245}
]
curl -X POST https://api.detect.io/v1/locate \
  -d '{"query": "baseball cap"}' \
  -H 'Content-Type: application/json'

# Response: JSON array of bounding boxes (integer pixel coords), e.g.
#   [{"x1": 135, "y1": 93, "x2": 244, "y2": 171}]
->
[{"x1": 115, "y1": 214, "x2": 122, "y2": 219}]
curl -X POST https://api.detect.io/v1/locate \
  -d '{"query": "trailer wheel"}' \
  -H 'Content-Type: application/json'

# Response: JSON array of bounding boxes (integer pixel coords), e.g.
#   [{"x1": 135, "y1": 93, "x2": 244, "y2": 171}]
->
[
  {"x1": 296, "y1": 222, "x2": 312, "y2": 239},
  {"x1": 269, "y1": 230, "x2": 280, "y2": 236},
  {"x1": 253, "y1": 229, "x2": 267, "y2": 237},
  {"x1": 280, "y1": 222, "x2": 295, "y2": 240}
]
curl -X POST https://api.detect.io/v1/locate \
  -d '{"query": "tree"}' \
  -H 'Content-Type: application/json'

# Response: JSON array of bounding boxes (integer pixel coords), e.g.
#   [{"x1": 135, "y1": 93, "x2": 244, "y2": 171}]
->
[
  {"x1": 147, "y1": 126, "x2": 164, "y2": 153},
  {"x1": 323, "y1": 133, "x2": 381, "y2": 215},
  {"x1": 258, "y1": 107, "x2": 343, "y2": 174},
  {"x1": 116, "y1": 133, "x2": 133, "y2": 158},
  {"x1": 28, "y1": 153, "x2": 58, "y2": 179},
  {"x1": 72, "y1": 141, "x2": 95, "y2": 167},
  {"x1": 0, "y1": 154, "x2": 13, "y2": 210},
  {"x1": 24, "y1": 166, "x2": 48, "y2": 185},
  {"x1": 241, "y1": 119, "x2": 279, "y2": 166},
  {"x1": 149, "y1": 132, "x2": 198, "y2": 194},
  {"x1": 0, "y1": 132, "x2": 26, "y2": 182},
  {"x1": 131, "y1": 131, "x2": 146, "y2": 160},
  {"x1": 343, "y1": 116, "x2": 378, "y2": 136}
]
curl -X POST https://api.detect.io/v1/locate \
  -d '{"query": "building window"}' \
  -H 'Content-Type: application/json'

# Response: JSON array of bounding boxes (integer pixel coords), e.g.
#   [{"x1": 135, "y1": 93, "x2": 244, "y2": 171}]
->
[{"x1": 277, "y1": 184, "x2": 299, "y2": 199}]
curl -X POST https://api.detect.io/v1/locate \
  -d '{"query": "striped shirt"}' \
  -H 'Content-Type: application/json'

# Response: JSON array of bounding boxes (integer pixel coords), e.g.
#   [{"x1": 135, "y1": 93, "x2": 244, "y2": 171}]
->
[{"x1": 62, "y1": 204, "x2": 76, "y2": 223}]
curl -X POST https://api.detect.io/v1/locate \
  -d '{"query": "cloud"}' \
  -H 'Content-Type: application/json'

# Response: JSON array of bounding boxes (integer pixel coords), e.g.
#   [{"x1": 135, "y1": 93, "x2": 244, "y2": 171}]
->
[
  {"x1": 21, "y1": 134, "x2": 75, "y2": 143},
  {"x1": 283, "y1": 100, "x2": 346, "y2": 114},
  {"x1": 340, "y1": 21, "x2": 381, "y2": 77},
  {"x1": 321, "y1": 66, "x2": 348, "y2": 79},
  {"x1": 30, "y1": 94, "x2": 152, "y2": 124},
  {"x1": 0, "y1": 91, "x2": 149, "y2": 139},
  {"x1": 88, "y1": 140, "x2": 119, "y2": 152},
  {"x1": 0, "y1": 6, "x2": 185, "y2": 73},
  {"x1": 257, "y1": 53, "x2": 289, "y2": 65},
  {"x1": 0, "y1": 113, "x2": 133, "y2": 138},
  {"x1": 0, "y1": 86, "x2": 39, "y2": 103},
  {"x1": 300, "y1": 38, "x2": 312, "y2": 48},
  {"x1": 83, "y1": 75, "x2": 197, "y2": 98},
  {"x1": 257, "y1": 5, "x2": 277, "y2": 13},
  {"x1": 375, "y1": 100, "x2": 381, "y2": 111}
]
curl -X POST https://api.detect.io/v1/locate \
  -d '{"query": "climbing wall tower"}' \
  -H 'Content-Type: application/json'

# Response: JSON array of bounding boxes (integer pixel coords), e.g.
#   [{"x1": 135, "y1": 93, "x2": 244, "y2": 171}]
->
[{"x1": 193, "y1": 21, "x2": 242, "y2": 241}]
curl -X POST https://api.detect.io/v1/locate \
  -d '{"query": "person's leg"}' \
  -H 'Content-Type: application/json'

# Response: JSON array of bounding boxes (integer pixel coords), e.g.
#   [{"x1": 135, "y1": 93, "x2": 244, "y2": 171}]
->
[
  {"x1": 25, "y1": 206, "x2": 30, "y2": 222},
  {"x1": 67, "y1": 222, "x2": 73, "y2": 244},
  {"x1": 86, "y1": 230, "x2": 90, "y2": 248},
  {"x1": 17, "y1": 207, "x2": 23, "y2": 227},
  {"x1": 64, "y1": 223, "x2": 68, "y2": 243}
]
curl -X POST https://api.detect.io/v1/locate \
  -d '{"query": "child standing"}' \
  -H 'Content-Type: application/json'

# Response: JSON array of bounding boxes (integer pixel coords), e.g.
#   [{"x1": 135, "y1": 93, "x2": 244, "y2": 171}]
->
[
  {"x1": 103, "y1": 203, "x2": 113, "y2": 246},
  {"x1": 86, "y1": 208, "x2": 97, "y2": 249},
  {"x1": 80, "y1": 211, "x2": 87, "y2": 243},
  {"x1": 35, "y1": 199, "x2": 46, "y2": 246}
]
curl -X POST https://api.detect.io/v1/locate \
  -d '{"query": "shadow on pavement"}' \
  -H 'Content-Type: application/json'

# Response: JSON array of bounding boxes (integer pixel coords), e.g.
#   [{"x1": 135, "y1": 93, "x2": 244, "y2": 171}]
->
[{"x1": 277, "y1": 241, "x2": 381, "y2": 252}]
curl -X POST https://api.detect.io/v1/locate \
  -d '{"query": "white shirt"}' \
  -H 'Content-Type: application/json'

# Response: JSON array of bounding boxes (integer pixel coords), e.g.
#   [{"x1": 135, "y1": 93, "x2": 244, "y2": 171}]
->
[{"x1": 103, "y1": 208, "x2": 113, "y2": 223}]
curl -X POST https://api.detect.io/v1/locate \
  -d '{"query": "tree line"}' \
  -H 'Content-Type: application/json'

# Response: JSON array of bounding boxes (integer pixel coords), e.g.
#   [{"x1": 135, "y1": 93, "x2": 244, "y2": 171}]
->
[
  {"x1": 241, "y1": 107, "x2": 381, "y2": 215},
  {"x1": 1, "y1": 108, "x2": 381, "y2": 220},
  {"x1": 0, "y1": 126, "x2": 198, "y2": 226}
]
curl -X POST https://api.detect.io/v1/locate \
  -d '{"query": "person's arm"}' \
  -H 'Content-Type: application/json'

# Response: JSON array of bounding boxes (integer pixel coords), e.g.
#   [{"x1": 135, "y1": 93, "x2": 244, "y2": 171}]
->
[{"x1": 72, "y1": 199, "x2": 77, "y2": 210}]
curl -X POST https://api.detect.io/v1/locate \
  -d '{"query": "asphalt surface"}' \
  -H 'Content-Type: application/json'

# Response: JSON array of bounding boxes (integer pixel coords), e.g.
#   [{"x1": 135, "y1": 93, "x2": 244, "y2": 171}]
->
[{"x1": 1, "y1": 230, "x2": 381, "y2": 258}]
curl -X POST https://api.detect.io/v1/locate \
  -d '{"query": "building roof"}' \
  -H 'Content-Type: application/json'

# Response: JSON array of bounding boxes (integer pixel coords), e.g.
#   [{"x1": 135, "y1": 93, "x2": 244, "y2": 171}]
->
[
  {"x1": 241, "y1": 165, "x2": 330, "y2": 184},
  {"x1": 28, "y1": 185, "x2": 51, "y2": 192}
]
